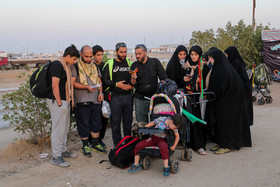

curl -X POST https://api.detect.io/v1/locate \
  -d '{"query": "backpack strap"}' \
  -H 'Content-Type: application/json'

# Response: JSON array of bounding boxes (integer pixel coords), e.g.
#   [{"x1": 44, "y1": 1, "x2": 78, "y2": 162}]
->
[
  {"x1": 149, "y1": 58, "x2": 158, "y2": 75},
  {"x1": 99, "y1": 160, "x2": 113, "y2": 169},
  {"x1": 74, "y1": 63, "x2": 79, "y2": 76}
]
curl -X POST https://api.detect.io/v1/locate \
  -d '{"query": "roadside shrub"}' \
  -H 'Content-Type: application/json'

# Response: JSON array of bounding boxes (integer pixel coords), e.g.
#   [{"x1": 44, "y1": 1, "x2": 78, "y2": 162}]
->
[
  {"x1": 2, "y1": 72, "x2": 51, "y2": 142},
  {"x1": 2, "y1": 71, "x2": 76, "y2": 143}
]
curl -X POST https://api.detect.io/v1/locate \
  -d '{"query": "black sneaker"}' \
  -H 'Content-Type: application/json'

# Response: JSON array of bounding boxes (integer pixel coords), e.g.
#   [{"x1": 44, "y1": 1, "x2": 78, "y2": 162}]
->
[
  {"x1": 50, "y1": 156, "x2": 70, "y2": 167},
  {"x1": 99, "y1": 140, "x2": 106, "y2": 149},
  {"x1": 92, "y1": 144, "x2": 107, "y2": 154},
  {"x1": 81, "y1": 146, "x2": 92, "y2": 158},
  {"x1": 62, "y1": 151, "x2": 77, "y2": 159}
]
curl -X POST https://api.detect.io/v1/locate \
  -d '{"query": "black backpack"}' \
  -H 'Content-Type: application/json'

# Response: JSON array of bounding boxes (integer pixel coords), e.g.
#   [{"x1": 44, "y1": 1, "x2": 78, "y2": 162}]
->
[
  {"x1": 30, "y1": 60, "x2": 52, "y2": 98},
  {"x1": 108, "y1": 136, "x2": 140, "y2": 168},
  {"x1": 156, "y1": 79, "x2": 178, "y2": 95}
]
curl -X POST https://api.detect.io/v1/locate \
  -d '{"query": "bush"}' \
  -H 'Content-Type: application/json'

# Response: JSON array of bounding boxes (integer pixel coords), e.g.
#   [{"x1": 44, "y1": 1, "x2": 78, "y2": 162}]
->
[{"x1": 2, "y1": 72, "x2": 52, "y2": 141}]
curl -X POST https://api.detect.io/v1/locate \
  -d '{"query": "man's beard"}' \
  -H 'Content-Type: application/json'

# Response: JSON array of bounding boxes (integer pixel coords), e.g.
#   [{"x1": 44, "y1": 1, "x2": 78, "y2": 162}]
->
[
  {"x1": 82, "y1": 56, "x2": 90, "y2": 64},
  {"x1": 138, "y1": 55, "x2": 146, "y2": 63},
  {"x1": 117, "y1": 54, "x2": 126, "y2": 61}
]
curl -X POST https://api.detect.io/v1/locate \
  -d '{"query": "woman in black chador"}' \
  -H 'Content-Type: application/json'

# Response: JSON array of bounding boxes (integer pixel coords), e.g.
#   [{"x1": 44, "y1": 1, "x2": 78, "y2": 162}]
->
[
  {"x1": 187, "y1": 46, "x2": 210, "y2": 155},
  {"x1": 207, "y1": 49, "x2": 252, "y2": 154},
  {"x1": 166, "y1": 45, "x2": 190, "y2": 89},
  {"x1": 224, "y1": 46, "x2": 253, "y2": 126}
]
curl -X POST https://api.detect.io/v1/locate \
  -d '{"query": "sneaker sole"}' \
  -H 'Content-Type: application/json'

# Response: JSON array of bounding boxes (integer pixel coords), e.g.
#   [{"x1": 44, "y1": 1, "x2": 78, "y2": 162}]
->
[
  {"x1": 128, "y1": 167, "x2": 142, "y2": 174},
  {"x1": 50, "y1": 160, "x2": 70, "y2": 167},
  {"x1": 91, "y1": 148, "x2": 106, "y2": 154}
]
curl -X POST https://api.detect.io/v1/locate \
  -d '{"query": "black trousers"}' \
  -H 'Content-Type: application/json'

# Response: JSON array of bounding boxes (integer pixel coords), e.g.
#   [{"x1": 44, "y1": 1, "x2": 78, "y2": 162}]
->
[
  {"x1": 99, "y1": 116, "x2": 108, "y2": 141},
  {"x1": 110, "y1": 94, "x2": 133, "y2": 146}
]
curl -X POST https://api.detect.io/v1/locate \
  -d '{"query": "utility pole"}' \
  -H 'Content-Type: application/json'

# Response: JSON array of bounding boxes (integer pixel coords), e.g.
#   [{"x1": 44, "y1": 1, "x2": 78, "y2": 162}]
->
[{"x1": 253, "y1": 0, "x2": 256, "y2": 33}]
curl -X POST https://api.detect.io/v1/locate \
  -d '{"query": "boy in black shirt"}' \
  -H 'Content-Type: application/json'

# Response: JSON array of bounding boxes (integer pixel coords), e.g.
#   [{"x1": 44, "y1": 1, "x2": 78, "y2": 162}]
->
[
  {"x1": 47, "y1": 44, "x2": 80, "y2": 167},
  {"x1": 102, "y1": 42, "x2": 134, "y2": 146},
  {"x1": 92, "y1": 45, "x2": 108, "y2": 149}
]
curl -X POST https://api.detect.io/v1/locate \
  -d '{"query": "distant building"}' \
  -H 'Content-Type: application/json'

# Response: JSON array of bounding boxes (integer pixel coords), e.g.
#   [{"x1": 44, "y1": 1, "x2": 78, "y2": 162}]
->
[
  {"x1": 150, "y1": 44, "x2": 188, "y2": 53},
  {"x1": 104, "y1": 50, "x2": 114, "y2": 55}
]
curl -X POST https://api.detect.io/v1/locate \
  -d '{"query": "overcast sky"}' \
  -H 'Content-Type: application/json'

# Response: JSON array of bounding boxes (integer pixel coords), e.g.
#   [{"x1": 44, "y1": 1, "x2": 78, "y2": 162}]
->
[{"x1": 0, "y1": 0, "x2": 279, "y2": 53}]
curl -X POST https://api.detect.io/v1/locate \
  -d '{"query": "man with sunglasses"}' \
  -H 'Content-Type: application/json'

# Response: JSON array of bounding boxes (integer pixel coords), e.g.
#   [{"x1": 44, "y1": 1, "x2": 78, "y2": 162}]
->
[
  {"x1": 130, "y1": 44, "x2": 167, "y2": 123},
  {"x1": 103, "y1": 42, "x2": 134, "y2": 146}
]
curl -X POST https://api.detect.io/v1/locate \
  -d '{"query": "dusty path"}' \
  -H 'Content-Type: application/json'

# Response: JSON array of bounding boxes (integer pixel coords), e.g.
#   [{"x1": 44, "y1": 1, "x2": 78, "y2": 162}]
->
[{"x1": 0, "y1": 70, "x2": 280, "y2": 186}]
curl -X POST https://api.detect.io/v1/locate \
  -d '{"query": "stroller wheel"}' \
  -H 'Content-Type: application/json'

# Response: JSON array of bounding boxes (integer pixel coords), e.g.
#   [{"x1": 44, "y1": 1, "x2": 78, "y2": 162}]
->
[
  {"x1": 257, "y1": 98, "x2": 265, "y2": 105},
  {"x1": 252, "y1": 96, "x2": 257, "y2": 102},
  {"x1": 181, "y1": 149, "x2": 187, "y2": 161},
  {"x1": 171, "y1": 160, "x2": 179, "y2": 174},
  {"x1": 139, "y1": 157, "x2": 144, "y2": 168},
  {"x1": 186, "y1": 148, "x2": 193, "y2": 162},
  {"x1": 142, "y1": 156, "x2": 151, "y2": 170},
  {"x1": 265, "y1": 96, "x2": 273, "y2": 104}
]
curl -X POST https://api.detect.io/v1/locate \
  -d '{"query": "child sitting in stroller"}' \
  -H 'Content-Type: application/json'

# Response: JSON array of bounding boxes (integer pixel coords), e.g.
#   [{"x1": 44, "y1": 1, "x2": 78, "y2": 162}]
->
[{"x1": 128, "y1": 114, "x2": 185, "y2": 176}]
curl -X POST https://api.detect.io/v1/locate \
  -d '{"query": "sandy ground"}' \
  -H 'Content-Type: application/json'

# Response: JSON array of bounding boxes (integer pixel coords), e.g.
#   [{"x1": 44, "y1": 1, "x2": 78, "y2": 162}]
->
[{"x1": 0, "y1": 69, "x2": 280, "y2": 186}]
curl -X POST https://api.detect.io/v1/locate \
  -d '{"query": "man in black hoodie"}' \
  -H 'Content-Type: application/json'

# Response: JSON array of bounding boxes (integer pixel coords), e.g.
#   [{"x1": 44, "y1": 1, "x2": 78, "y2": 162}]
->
[{"x1": 130, "y1": 44, "x2": 167, "y2": 123}]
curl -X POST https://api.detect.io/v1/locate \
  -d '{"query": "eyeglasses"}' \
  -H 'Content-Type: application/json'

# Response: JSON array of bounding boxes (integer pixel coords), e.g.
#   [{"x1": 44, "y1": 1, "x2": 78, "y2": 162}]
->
[{"x1": 116, "y1": 42, "x2": 127, "y2": 50}]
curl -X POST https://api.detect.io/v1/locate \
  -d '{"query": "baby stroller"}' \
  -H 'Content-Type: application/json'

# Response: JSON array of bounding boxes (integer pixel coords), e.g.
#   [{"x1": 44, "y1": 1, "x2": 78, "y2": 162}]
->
[
  {"x1": 179, "y1": 89, "x2": 216, "y2": 157},
  {"x1": 249, "y1": 64, "x2": 273, "y2": 105},
  {"x1": 134, "y1": 93, "x2": 188, "y2": 174}
]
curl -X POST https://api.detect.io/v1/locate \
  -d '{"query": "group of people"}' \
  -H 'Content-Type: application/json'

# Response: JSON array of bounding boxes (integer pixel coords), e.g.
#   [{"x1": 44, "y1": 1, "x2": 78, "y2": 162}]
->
[
  {"x1": 166, "y1": 45, "x2": 253, "y2": 155},
  {"x1": 46, "y1": 43, "x2": 253, "y2": 175}
]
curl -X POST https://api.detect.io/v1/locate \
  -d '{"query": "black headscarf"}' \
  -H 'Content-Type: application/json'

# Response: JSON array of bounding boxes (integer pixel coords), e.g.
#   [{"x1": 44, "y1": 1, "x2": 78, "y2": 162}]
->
[
  {"x1": 189, "y1": 45, "x2": 202, "y2": 66},
  {"x1": 224, "y1": 46, "x2": 246, "y2": 67},
  {"x1": 224, "y1": 46, "x2": 253, "y2": 126},
  {"x1": 208, "y1": 49, "x2": 252, "y2": 149},
  {"x1": 166, "y1": 45, "x2": 189, "y2": 88}
]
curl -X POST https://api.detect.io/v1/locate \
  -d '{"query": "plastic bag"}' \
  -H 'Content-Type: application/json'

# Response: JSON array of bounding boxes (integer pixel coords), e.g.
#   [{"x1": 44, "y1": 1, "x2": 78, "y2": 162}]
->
[{"x1": 101, "y1": 100, "x2": 111, "y2": 118}]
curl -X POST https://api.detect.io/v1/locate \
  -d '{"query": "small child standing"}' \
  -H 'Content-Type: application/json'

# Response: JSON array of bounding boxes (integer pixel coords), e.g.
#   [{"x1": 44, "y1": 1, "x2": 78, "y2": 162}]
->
[{"x1": 128, "y1": 114, "x2": 185, "y2": 176}]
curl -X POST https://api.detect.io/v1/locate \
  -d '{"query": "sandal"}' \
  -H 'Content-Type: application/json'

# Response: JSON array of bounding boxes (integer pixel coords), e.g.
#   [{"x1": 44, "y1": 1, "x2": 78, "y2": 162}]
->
[
  {"x1": 210, "y1": 145, "x2": 220, "y2": 151},
  {"x1": 214, "y1": 148, "x2": 231, "y2": 154}
]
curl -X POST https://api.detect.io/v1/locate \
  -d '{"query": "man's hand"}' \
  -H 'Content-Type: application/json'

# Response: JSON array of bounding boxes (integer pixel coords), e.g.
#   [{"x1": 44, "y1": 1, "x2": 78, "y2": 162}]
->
[
  {"x1": 131, "y1": 73, "x2": 137, "y2": 85},
  {"x1": 98, "y1": 93, "x2": 104, "y2": 102},
  {"x1": 170, "y1": 145, "x2": 176, "y2": 151},
  {"x1": 116, "y1": 81, "x2": 133, "y2": 90},
  {"x1": 87, "y1": 86, "x2": 97, "y2": 92}
]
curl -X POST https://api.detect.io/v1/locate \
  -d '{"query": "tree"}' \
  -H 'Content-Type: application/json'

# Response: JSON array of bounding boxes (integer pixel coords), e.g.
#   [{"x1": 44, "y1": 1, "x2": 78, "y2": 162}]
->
[
  {"x1": 189, "y1": 29, "x2": 216, "y2": 50},
  {"x1": 189, "y1": 20, "x2": 271, "y2": 68}
]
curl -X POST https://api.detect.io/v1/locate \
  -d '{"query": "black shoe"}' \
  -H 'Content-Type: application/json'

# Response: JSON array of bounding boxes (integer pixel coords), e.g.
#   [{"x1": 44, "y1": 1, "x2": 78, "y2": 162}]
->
[
  {"x1": 92, "y1": 144, "x2": 107, "y2": 154},
  {"x1": 80, "y1": 146, "x2": 92, "y2": 158},
  {"x1": 99, "y1": 140, "x2": 106, "y2": 148}
]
